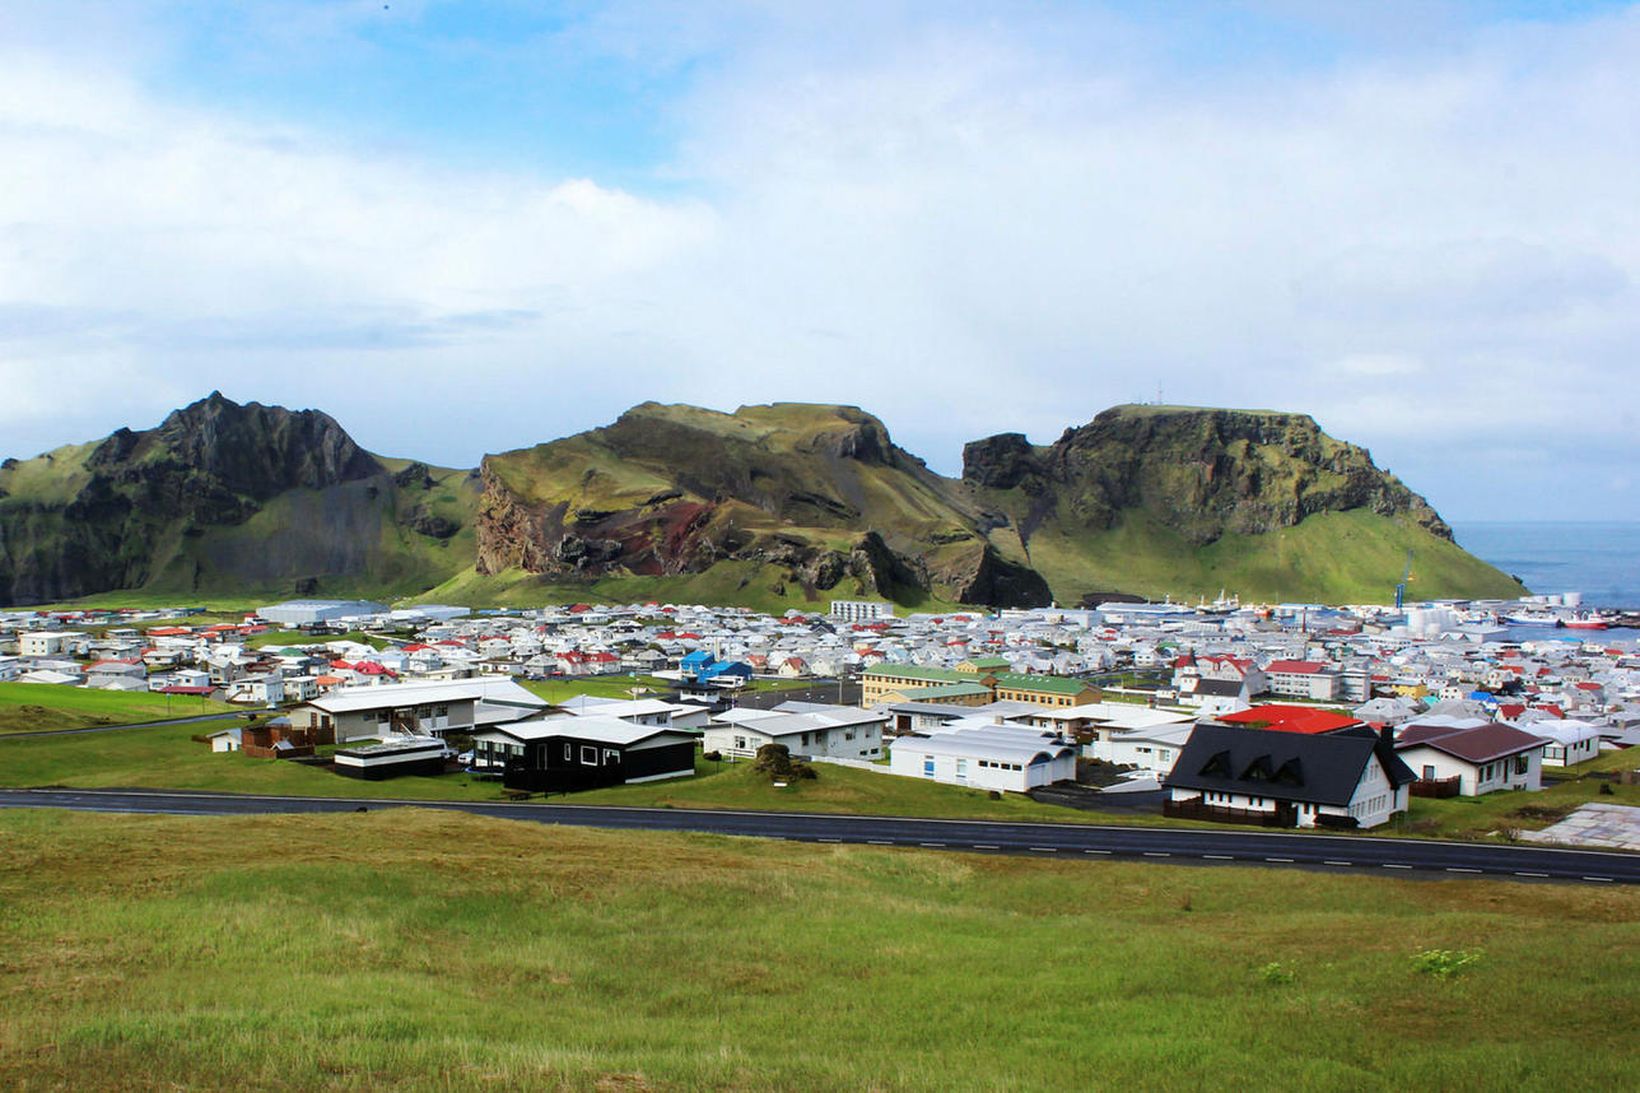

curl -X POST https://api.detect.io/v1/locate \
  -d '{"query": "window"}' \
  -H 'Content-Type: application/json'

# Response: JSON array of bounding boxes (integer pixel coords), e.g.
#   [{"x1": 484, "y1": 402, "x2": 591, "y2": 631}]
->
[
  {"x1": 580, "y1": 746, "x2": 598, "y2": 765},
  {"x1": 605, "y1": 749, "x2": 620, "y2": 763},
  {"x1": 435, "y1": 706, "x2": 448, "y2": 718},
  {"x1": 923, "y1": 758, "x2": 935, "y2": 777},
  {"x1": 1514, "y1": 755, "x2": 1529, "y2": 775},
  {"x1": 734, "y1": 736, "x2": 747, "y2": 750},
  {"x1": 956, "y1": 759, "x2": 968, "y2": 778},
  {"x1": 563, "y1": 743, "x2": 573, "y2": 760}
]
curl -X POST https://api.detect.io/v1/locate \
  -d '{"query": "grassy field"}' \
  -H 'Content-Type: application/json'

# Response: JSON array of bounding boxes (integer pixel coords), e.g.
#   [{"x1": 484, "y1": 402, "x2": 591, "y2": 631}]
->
[
  {"x1": 0, "y1": 808, "x2": 1634, "y2": 1090},
  {"x1": 0, "y1": 726, "x2": 1118, "y2": 821},
  {"x1": 245, "y1": 629, "x2": 388, "y2": 651},
  {"x1": 0, "y1": 683, "x2": 234, "y2": 735}
]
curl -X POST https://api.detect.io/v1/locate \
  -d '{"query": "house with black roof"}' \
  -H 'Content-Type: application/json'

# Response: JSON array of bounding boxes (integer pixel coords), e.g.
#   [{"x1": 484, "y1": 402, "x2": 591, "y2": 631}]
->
[
  {"x1": 473, "y1": 715, "x2": 697, "y2": 793},
  {"x1": 1162, "y1": 723, "x2": 1416, "y2": 829}
]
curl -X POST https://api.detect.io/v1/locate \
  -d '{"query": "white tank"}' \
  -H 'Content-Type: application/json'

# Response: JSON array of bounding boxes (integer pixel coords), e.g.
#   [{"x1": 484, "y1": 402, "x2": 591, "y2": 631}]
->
[{"x1": 1562, "y1": 591, "x2": 1582, "y2": 608}]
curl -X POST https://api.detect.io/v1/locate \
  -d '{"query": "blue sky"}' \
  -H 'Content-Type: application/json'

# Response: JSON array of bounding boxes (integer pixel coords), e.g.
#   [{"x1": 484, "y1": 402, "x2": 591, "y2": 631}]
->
[{"x1": 2, "y1": 1, "x2": 1638, "y2": 521}]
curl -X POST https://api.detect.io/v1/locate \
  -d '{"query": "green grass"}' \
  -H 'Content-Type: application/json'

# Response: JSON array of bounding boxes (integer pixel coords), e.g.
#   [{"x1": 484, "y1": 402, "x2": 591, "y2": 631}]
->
[
  {"x1": 0, "y1": 808, "x2": 1634, "y2": 1090},
  {"x1": 1018, "y1": 509, "x2": 1524, "y2": 605},
  {"x1": 1397, "y1": 755, "x2": 1640, "y2": 841},
  {"x1": 245, "y1": 629, "x2": 388, "y2": 650},
  {"x1": 0, "y1": 683, "x2": 234, "y2": 735}
]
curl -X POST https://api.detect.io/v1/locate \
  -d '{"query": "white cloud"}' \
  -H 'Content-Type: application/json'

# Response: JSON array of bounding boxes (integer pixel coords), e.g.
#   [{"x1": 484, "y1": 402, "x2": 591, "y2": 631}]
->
[{"x1": 1, "y1": 4, "x2": 1638, "y2": 522}]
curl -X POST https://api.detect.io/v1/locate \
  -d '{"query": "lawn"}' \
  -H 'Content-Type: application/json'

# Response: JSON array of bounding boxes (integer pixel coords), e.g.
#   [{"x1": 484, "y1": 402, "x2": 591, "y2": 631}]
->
[
  {"x1": 244, "y1": 629, "x2": 388, "y2": 651},
  {"x1": 0, "y1": 725, "x2": 1121, "y2": 821},
  {"x1": 1396, "y1": 751, "x2": 1640, "y2": 842},
  {"x1": 0, "y1": 808, "x2": 1634, "y2": 1090},
  {"x1": 0, "y1": 683, "x2": 234, "y2": 735}
]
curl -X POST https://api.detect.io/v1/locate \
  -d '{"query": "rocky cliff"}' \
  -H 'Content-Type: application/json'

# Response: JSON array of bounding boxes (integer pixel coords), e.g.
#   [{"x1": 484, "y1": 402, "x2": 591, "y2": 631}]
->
[{"x1": 0, "y1": 394, "x2": 475, "y2": 606}]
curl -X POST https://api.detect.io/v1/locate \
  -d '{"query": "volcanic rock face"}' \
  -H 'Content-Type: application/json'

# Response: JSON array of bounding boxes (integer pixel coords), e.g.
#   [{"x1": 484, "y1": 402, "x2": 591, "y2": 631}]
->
[
  {"x1": 964, "y1": 406, "x2": 1451, "y2": 547},
  {"x1": 0, "y1": 394, "x2": 392, "y2": 605}
]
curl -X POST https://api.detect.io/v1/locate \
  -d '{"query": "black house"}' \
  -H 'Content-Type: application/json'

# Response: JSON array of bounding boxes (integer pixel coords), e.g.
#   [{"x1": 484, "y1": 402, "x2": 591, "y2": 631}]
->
[
  {"x1": 1162, "y1": 723, "x2": 1415, "y2": 829},
  {"x1": 474, "y1": 715, "x2": 697, "y2": 793}
]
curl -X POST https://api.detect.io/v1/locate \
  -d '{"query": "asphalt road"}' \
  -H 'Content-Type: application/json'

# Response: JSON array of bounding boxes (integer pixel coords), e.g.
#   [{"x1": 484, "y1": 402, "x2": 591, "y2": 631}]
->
[{"x1": 2, "y1": 788, "x2": 1634, "y2": 886}]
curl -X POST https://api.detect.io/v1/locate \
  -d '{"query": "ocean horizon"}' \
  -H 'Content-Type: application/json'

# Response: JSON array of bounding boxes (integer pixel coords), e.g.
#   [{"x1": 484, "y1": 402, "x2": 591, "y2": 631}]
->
[{"x1": 1451, "y1": 521, "x2": 1640, "y2": 610}]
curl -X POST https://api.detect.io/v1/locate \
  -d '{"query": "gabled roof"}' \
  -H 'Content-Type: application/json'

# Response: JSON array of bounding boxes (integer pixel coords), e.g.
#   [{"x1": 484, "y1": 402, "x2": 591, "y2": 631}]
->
[
  {"x1": 1395, "y1": 722, "x2": 1547, "y2": 764},
  {"x1": 1164, "y1": 724, "x2": 1414, "y2": 805}
]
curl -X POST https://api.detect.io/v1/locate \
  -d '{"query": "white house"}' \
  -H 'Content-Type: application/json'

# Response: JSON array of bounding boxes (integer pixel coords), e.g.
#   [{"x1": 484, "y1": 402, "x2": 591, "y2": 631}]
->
[
  {"x1": 887, "y1": 723, "x2": 1076, "y2": 793},
  {"x1": 703, "y1": 704, "x2": 886, "y2": 761},
  {"x1": 1394, "y1": 722, "x2": 1545, "y2": 796},
  {"x1": 296, "y1": 679, "x2": 550, "y2": 743},
  {"x1": 1522, "y1": 720, "x2": 1602, "y2": 769}
]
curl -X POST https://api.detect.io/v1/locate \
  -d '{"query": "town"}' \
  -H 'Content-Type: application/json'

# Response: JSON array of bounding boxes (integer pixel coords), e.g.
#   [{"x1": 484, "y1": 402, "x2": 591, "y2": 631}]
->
[{"x1": 3, "y1": 592, "x2": 1635, "y2": 849}]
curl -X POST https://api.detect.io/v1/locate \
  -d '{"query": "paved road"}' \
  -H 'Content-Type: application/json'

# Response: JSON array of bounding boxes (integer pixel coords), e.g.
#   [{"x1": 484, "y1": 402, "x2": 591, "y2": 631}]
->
[
  {"x1": 1, "y1": 788, "x2": 1634, "y2": 885},
  {"x1": 0, "y1": 710, "x2": 263, "y2": 740}
]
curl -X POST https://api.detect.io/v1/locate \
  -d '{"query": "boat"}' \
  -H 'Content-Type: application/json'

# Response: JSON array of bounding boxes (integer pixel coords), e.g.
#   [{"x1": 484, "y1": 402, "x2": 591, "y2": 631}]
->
[{"x1": 1563, "y1": 614, "x2": 1609, "y2": 631}]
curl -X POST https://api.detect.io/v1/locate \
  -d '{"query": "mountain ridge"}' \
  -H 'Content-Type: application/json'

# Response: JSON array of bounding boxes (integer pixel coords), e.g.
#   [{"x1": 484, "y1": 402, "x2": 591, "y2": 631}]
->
[{"x1": 0, "y1": 395, "x2": 1523, "y2": 608}]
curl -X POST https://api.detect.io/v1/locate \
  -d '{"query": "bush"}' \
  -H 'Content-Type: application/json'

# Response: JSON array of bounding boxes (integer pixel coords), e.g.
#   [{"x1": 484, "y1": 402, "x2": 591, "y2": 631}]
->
[
  {"x1": 752, "y1": 743, "x2": 817, "y2": 782},
  {"x1": 1599, "y1": 782, "x2": 1615, "y2": 796},
  {"x1": 1258, "y1": 962, "x2": 1295, "y2": 986},
  {"x1": 1411, "y1": 949, "x2": 1483, "y2": 979},
  {"x1": 704, "y1": 750, "x2": 722, "y2": 762}
]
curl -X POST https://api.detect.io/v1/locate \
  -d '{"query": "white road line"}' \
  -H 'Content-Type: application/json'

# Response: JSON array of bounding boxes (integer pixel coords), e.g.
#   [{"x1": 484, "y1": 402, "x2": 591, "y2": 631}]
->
[
  {"x1": 866, "y1": 839, "x2": 893, "y2": 845},
  {"x1": 1202, "y1": 854, "x2": 1235, "y2": 861},
  {"x1": 1029, "y1": 846, "x2": 1058, "y2": 853},
  {"x1": 1381, "y1": 864, "x2": 1412, "y2": 870},
  {"x1": 1083, "y1": 849, "x2": 1111, "y2": 855},
  {"x1": 1583, "y1": 876, "x2": 1614, "y2": 883},
  {"x1": 1446, "y1": 867, "x2": 1482, "y2": 874},
  {"x1": 973, "y1": 844, "x2": 1000, "y2": 850},
  {"x1": 919, "y1": 842, "x2": 945, "y2": 848},
  {"x1": 1143, "y1": 851, "x2": 1171, "y2": 857},
  {"x1": 1515, "y1": 871, "x2": 1549, "y2": 878},
  {"x1": 1324, "y1": 860, "x2": 1353, "y2": 866},
  {"x1": 818, "y1": 837, "x2": 842, "y2": 843},
  {"x1": 1265, "y1": 857, "x2": 1294, "y2": 863}
]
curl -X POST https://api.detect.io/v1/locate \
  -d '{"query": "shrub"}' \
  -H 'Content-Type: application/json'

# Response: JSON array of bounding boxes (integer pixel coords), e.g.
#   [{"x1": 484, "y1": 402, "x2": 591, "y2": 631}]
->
[
  {"x1": 703, "y1": 750, "x2": 722, "y2": 762},
  {"x1": 1258, "y1": 962, "x2": 1295, "y2": 986},
  {"x1": 1411, "y1": 949, "x2": 1483, "y2": 979},
  {"x1": 1599, "y1": 782, "x2": 1615, "y2": 796}
]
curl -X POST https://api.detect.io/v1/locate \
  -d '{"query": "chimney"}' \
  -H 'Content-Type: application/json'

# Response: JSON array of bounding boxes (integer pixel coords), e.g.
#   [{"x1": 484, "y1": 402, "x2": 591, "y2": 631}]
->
[{"x1": 1379, "y1": 724, "x2": 1395, "y2": 748}]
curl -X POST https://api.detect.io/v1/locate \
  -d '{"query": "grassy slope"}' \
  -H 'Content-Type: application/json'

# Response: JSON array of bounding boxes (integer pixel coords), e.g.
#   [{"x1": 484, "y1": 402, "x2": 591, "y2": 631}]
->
[
  {"x1": 1018, "y1": 509, "x2": 1524, "y2": 605},
  {"x1": 0, "y1": 683, "x2": 233, "y2": 735},
  {"x1": 0, "y1": 808, "x2": 1634, "y2": 1090}
]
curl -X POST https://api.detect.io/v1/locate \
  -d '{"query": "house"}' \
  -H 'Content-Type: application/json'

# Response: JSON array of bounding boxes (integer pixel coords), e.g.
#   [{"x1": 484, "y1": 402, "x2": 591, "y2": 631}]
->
[
  {"x1": 471, "y1": 715, "x2": 697, "y2": 792},
  {"x1": 240, "y1": 718, "x2": 315, "y2": 759},
  {"x1": 1095, "y1": 723, "x2": 1197, "y2": 776},
  {"x1": 887, "y1": 723, "x2": 1076, "y2": 792},
  {"x1": 1530, "y1": 720, "x2": 1602, "y2": 768},
  {"x1": 19, "y1": 632, "x2": 83, "y2": 658},
  {"x1": 1263, "y1": 660, "x2": 1342, "y2": 702},
  {"x1": 702, "y1": 705, "x2": 887, "y2": 760},
  {"x1": 295, "y1": 679, "x2": 549, "y2": 743},
  {"x1": 1162, "y1": 723, "x2": 1415, "y2": 829},
  {"x1": 206, "y1": 727, "x2": 242, "y2": 753},
  {"x1": 1394, "y1": 722, "x2": 1545, "y2": 797},
  {"x1": 1176, "y1": 676, "x2": 1251, "y2": 717},
  {"x1": 1212, "y1": 705, "x2": 1362, "y2": 736},
  {"x1": 223, "y1": 674, "x2": 285, "y2": 706}
]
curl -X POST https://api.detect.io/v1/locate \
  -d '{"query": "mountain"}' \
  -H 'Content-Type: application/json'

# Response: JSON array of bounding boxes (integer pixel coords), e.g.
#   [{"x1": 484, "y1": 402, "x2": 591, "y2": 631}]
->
[
  {"x1": 449, "y1": 401, "x2": 1519, "y2": 610},
  {"x1": 0, "y1": 395, "x2": 1522, "y2": 609},
  {"x1": 0, "y1": 393, "x2": 478, "y2": 606},
  {"x1": 960, "y1": 404, "x2": 1520, "y2": 606}
]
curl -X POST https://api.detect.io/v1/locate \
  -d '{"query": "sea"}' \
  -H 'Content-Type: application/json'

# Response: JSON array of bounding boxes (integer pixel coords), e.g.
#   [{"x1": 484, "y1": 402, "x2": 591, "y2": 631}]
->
[{"x1": 1452, "y1": 522, "x2": 1640, "y2": 611}]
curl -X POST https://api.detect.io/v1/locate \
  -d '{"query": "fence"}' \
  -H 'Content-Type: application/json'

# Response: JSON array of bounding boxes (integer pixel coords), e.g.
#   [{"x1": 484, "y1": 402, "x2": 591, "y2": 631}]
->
[
  {"x1": 1409, "y1": 776, "x2": 1461, "y2": 799},
  {"x1": 1163, "y1": 795, "x2": 1296, "y2": 827}
]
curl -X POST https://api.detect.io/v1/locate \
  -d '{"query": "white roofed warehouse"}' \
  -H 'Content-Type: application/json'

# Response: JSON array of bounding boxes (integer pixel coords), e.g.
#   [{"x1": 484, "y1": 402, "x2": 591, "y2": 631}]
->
[{"x1": 888, "y1": 724, "x2": 1076, "y2": 793}]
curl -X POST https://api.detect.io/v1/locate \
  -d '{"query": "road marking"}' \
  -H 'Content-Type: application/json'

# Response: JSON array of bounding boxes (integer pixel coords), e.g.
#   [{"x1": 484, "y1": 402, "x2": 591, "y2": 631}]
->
[
  {"x1": 1324, "y1": 860, "x2": 1353, "y2": 866},
  {"x1": 866, "y1": 840, "x2": 893, "y2": 846},
  {"x1": 1445, "y1": 867, "x2": 1482, "y2": 874},
  {"x1": 1583, "y1": 876, "x2": 1614, "y2": 883},
  {"x1": 1381, "y1": 864, "x2": 1412, "y2": 870},
  {"x1": 1143, "y1": 851, "x2": 1171, "y2": 857},
  {"x1": 818, "y1": 837, "x2": 842, "y2": 843},
  {"x1": 1083, "y1": 849, "x2": 1111, "y2": 855},
  {"x1": 973, "y1": 844, "x2": 1000, "y2": 850},
  {"x1": 1265, "y1": 857, "x2": 1294, "y2": 863},
  {"x1": 919, "y1": 842, "x2": 945, "y2": 848},
  {"x1": 1514, "y1": 871, "x2": 1549, "y2": 878},
  {"x1": 1202, "y1": 853, "x2": 1235, "y2": 860},
  {"x1": 1029, "y1": 846, "x2": 1058, "y2": 853}
]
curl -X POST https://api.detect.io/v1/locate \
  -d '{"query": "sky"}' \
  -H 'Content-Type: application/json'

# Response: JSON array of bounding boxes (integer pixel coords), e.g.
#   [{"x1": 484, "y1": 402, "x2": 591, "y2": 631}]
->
[{"x1": 1, "y1": 0, "x2": 1638, "y2": 521}]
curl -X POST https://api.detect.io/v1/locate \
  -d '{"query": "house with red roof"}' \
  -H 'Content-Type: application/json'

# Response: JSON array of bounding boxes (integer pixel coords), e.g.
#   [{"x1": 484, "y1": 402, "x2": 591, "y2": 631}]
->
[
  {"x1": 1263, "y1": 659, "x2": 1342, "y2": 701},
  {"x1": 1214, "y1": 705, "x2": 1362, "y2": 736}
]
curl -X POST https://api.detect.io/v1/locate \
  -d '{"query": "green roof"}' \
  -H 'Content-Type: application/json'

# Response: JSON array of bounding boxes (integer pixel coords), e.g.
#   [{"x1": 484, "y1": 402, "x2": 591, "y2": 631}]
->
[
  {"x1": 862, "y1": 664, "x2": 969, "y2": 683},
  {"x1": 960, "y1": 656, "x2": 1010, "y2": 670},
  {"x1": 991, "y1": 673, "x2": 1095, "y2": 695},
  {"x1": 895, "y1": 683, "x2": 995, "y2": 700}
]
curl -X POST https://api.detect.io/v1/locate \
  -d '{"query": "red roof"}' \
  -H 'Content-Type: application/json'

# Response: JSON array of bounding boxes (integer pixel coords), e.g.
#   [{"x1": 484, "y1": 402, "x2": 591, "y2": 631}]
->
[
  {"x1": 1265, "y1": 660, "x2": 1326, "y2": 675},
  {"x1": 159, "y1": 685, "x2": 215, "y2": 695},
  {"x1": 1218, "y1": 705, "x2": 1361, "y2": 735},
  {"x1": 1574, "y1": 681, "x2": 1602, "y2": 691}
]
